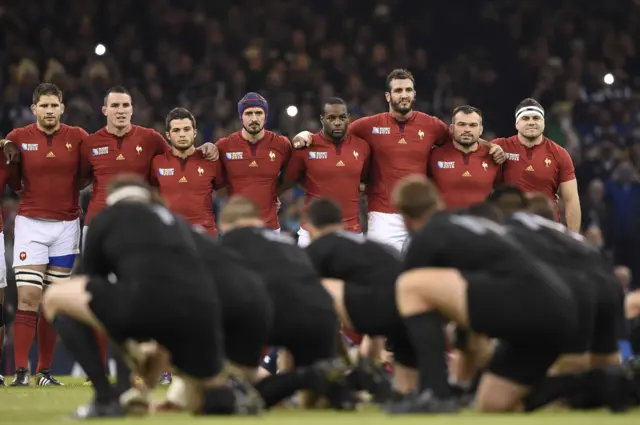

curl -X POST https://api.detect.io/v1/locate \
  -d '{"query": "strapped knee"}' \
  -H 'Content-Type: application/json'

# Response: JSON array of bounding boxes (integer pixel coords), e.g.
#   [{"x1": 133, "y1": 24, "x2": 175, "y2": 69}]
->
[
  {"x1": 15, "y1": 269, "x2": 45, "y2": 289},
  {"x1": 45, "y1": 269, "x2": 72, "y2": 286}
]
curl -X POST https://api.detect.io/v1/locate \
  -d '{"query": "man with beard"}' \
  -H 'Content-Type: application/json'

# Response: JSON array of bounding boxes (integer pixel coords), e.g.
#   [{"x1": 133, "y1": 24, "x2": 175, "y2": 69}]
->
[
  {"x1": 216, "y1": 93, "x2": 292, "y2": 232},
  {"x1": 428, "y1": 106, "x2": 501, "y2": 210},
  {"x1": 2, "y1": 83, "x2": 87, "y2": 387},
  {"x1": 292, "y1": 70, "x2": 505, "y2": 252},
  {"x1": 283, "y1": 98, "x2": 370, "y2": 247},
  {"x1": 151, "y1": 108, "x2": 226, "y2": 236},
  {"x1": 492, "y1": 98, "x2": 581, "y2": 231}
]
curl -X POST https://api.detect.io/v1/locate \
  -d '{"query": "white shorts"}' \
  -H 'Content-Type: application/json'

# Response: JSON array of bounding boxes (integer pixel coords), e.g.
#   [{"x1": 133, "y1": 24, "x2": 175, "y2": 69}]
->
[
  {"x1": 367, "y1": 211, "x2": 408, "y2": 253},
  {"x1": 297, "y1": 228, "x2": 363, "y2": 248},
  {"x1": 13, "y1": 215, "x2": 81, "y2": 268},
  {"x1": 0, "y1": 232, "x2": 6, "y2": 289}
]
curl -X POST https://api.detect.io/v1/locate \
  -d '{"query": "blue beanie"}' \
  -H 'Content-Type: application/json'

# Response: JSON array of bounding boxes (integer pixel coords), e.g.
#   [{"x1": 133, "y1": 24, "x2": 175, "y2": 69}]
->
[{"x1": 238, "y1": 92, "x2": 268, "y2": 120}]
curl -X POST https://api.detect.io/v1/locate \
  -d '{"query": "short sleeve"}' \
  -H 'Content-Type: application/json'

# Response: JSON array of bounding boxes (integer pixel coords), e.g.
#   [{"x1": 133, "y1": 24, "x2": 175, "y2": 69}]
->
[
  {"x1": 149, "y1": 156, "x2": 160, "y2": 186},
  {"x1": 432, "y1": 117, "x2": 452, "y2": 146},
  {"x1": 557, "y1": 147, "x2": 576, "y2": 183},
  {"x1": 6, "y1": 128, "x2": 21, "y2": 142},
  {"x1": 348, "y1": 116, "x2": 371, "y2": 139},
  {"x1": 150, "y1": 130, "x2": 170, "y2": 155}
]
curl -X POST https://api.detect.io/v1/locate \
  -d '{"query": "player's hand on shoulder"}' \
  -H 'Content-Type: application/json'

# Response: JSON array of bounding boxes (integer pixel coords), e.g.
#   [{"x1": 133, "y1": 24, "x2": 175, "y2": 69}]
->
[
  {"x1": 488, "y1": 143, "x2": 505, "y2": 164},
  {"x1": 292, "y1": 131, "x2": 313, "y2": 149},
  {"x1": 197, "y1": 142, "x2": 219, "y2": 161},
  {"x1": 0, "y1": 139, "x2": 20, "y2": 164}
]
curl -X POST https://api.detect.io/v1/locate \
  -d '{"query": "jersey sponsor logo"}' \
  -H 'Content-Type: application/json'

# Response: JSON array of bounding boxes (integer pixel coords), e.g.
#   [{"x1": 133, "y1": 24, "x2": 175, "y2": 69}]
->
[
  {"x1": 308, "y1": 152, "x2": 328, "y2": 159},
  {"x1": 437, "y1": 161, "x2": 455, "y2": 169},
  {"x1": 46, "y1": 151, "x2": 55, "y2": 158},
  {"x1": 269, "y1": 150, "x2": 276, "y2": 161},
  {"x1": 225, "y1": 152, "x2": 243, "y2": 160},
  {"x1": 21, "y1": 143, "x2": 38, "y2": 151},
  {"x1": 158, "y1": 168, "x2": 175, "y2": 176},
  {"x1": 197, "y1": 167, "x2": 204, "y2": 176},
  {"x1": 545, "y1": 157, "x2": 551, "y2": 167},
  {"x1": 372, "y1": 127, "x2": 391, "y2": 134},
  {"x1": 92, "y1": 147, "x2": 109, "y2": 156},
  {"x1": 505, "y1": 153, "x2": 520, "y2": 161}
]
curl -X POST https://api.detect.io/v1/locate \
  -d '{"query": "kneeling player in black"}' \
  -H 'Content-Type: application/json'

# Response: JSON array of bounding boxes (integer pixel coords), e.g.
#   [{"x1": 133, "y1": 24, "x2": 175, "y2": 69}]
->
[
  {"x1": 43, "y1": 176, "x2": 262, "y2": 418},
  {"x1": 218, "y1": 196, "x2": 349, "y2": 408},
  {"x1": 387, "y1": 175, "x2": 579, "y2": 414},
  {"x1": 303, "y1": 198, "x2": 414, "y2": 399}
]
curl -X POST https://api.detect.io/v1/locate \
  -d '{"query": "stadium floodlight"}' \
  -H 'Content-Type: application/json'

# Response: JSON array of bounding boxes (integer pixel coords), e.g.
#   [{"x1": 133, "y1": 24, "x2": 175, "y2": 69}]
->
[
  {"x1": 286, "y1": 105, "x2": 298, "y2": 117},
  {"x1": 94, "y1": 44, "x2": 107, "y2": 56},
  {"x1": 603, "y1": 73, "x2": 614, "y2": 85}
]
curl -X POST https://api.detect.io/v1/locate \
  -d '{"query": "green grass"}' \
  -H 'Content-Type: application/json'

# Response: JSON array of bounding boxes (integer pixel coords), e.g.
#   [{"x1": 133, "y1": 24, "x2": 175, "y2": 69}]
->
[{"x1": 2, "y1": 377, "x2": 640, "y2": 424}]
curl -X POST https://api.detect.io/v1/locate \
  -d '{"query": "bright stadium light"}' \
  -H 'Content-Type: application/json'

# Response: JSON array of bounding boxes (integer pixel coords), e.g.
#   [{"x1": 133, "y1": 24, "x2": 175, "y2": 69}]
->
[
  {"x1": 603, "y1": 73, "x2": 615, "y2": 85},
  {"x1": 94, "y1": 44, "x2": 107, "y2": 56},
  {"x1": 286, "y1": 105, "x2": 298, "y2": 117}
]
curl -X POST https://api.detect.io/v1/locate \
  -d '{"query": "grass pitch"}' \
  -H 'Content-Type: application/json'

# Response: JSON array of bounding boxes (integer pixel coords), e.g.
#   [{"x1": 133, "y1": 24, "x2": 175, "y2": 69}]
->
[{"x1": 2, "y1": 377, "x2": 640, "y2": 425}]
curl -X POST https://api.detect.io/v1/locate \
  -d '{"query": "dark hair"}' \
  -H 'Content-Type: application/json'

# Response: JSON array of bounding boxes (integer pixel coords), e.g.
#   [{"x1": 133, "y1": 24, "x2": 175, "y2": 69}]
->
[
  {"x1": 515, "y1": 98, "x2": 543, "y2": 114},
  {"x1": 452, "y1": 105, "x2": 483, "y2": 123},
  {"x1": 487, "y1": 185, "x2": 528, "y2": 214},
  {"x1": 104, "y1": 86, "x2": 132, "y2": 105},
  {"x1": 385, "y1": 68, "x2": 416, "y2": 92},
  {"x1": 393, "y1": 175, "x2": 442, "y2": 219},
  {"x1": 464, "y1": 202, "x2": 505, "y2": 224},
  {"x1": 165, "y1": 107, "x2": 197, "y2": 131},
  {"x1": 527, "y1": 193, "x2": 556, "y2": 221},
  {"x1": 32, "y1": 83, "x2": 63, "y2": 104},
  {"x1": 107, "y1": 173, "x2": 165, "y2": 205},
  {"x1": 219, "y1": 196, "x2": 261, "y2": 224},
  {"x1": 322, "y1": 97, "x2": 348, "y2": 113},
  {"x1": 306, "y1": 198, "x2": 343, "y2": 228}
]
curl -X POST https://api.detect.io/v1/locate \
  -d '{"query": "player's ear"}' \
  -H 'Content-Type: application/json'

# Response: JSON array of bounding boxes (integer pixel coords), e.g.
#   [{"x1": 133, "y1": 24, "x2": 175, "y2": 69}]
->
[
  {"x1": 165, "y1": 131, "x2": 171, "y2": 140},
  {"x1": 449, "y1": 123, "x2": 454, "y2": 133},
  {"x1": 59, "y1": 103, "x2": 65, "y2": 115},
  {"x1": 319, "y1": 115, "x2": 324, "y2": 124},
  {"x1": 385, "y1": 92, "x2": 391, "y2": 103},
  {"x1": 101, "y1": 105, "x2": 108, "y2": 117},
  {"x1": 193, "y1": 129, "x2": 198, "y2": 139},
  {"x1": 30, "y1": 104, "x2": 36, "y2": 115}
]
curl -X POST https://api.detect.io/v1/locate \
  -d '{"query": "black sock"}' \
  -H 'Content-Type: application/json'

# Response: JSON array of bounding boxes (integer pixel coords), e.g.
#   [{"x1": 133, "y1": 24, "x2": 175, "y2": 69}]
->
[
  {"x1": 53, "y1": 315, "x2": 115, "y2": 403},
  {"x1": 403, "y1": 311, "x2": 452, "y2": 398},
  {"x1": 199, "y1": 386, "x2": 237, "y2": 415},
  {"x1": 111, "y1": 349, "x2": 133, "y2": 397},
  {"x1": 629, "y1": 318, "x2": 640, "y2": 354},
  {"x1": 523, "y1": 373, "x2": 589, "y2": 411},
  {"x1": 254, "y1": 368, "x2": 314, "y2": 408}
]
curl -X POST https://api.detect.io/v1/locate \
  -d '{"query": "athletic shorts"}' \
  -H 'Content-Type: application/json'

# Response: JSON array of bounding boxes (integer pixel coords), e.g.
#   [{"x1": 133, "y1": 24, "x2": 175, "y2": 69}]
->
[
  {"x1": 367, "y1": 212, "x2": 407, "y2": 253},
  {"x1": 464, "y1": 267, "x2": 578, "y2": 349},
  {"x1": 343, "y1": 281, "x2": 399, "y2": 337},
  {"x1": 217, "y1": 269, "x2": 273, "y2": 368},
  {"x1": 590, "y1": 272, "x2": 625, "y2": 354},
  {"x1": 13, "y1": 215, "x2": 80, "y2": 267},
  {"x1": 487, "y1": 340, "x2": 560, "y2": 386},
  {"x1": 86, "y1": 275, "x2": 223, "y2": 379},
  {"x1": 268, "y1": 284, "x2": 338, "y2": 367}
]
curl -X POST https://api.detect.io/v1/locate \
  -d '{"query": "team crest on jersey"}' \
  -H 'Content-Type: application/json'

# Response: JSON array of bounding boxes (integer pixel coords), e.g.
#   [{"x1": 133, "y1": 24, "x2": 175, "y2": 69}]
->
[
  {"x1": 197, "y1": 167, "x2": 204, "y2": 176},
  {"x1": 437, "y1": 161, "x2": 455, "y2": 169},
  {"x1": 158, "y1": 168, "x2": 174, "y2": 176},
  {"x1": 21, "y1": 144, "x2": 38, "y2": 151},
  {"x1": 19, "y1": 251, "x2": 26, "y2": 261},
  {"x1": 418, "y1": 130, "x2": 424, "y2": 140},
  {"x1": 372, "y1": 127, "x2": 391, "y2": 135},
  {"x1": 482, "y1": 161, "x2": 488, "y2": 170},
  {"x1": 353, "y1": 151, "x2": 359, "y2": 160},
  {"x1": 505, "y1": 153, "x2": 520, "y2": 161},
  {"x1": 92, "y1": 147, "x2": 108, "y2": 156},
  {"x1": 269, "y1": 150, "x2": 276, "y2": 161},
  {"x1": 309, "y1": 152, "x2": 328, "y2": 159},
  {"x1": 545, "y1": 157, "x2": 551, "y2": 167},
  {"x1": 136, "y1": 145, "x2": 142, "y2": 155},
  {"x1": 225, "y1": 152, "x2": 243, "y2": 160},
  {"x1": 66, "y1": 143, "x2": 72, "y2": 151}
]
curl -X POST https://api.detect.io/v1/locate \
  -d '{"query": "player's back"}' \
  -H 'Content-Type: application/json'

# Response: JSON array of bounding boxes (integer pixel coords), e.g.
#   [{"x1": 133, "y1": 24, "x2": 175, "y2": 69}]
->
[
  {"x1": 220, "y1": 226, "x2": 321, "y2": 285},
  {"x1": 82, "y1": 203, "x2": 209, "y2": 297},
  {"x1": 306, "y1": 230, "x2": 402, "y2": 291}
]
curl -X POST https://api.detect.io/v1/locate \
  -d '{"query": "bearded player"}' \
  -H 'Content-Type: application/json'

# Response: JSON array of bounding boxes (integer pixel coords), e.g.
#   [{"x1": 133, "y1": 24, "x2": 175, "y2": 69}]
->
[
  {"x1": 492, "y1": 98, "x2": 580, "y2": 231},
  {"x1": 428, "y1": 106, "x2": 501, "y2": 210},
  {"x1": 80, "y1": 87, "x2": 219, "y2": 378},
  {"x1": 216, "y1": 93, "x2": 291, "y2": 231},
  {"x1": 293, "y1": 69, "x2": 504, "y2": 252},
  {"x1": 151, "y1": 108, "x2": 225, "y2": 236},
  {"x1": 1, "y1": 83, "x2": 88, "y2": 386}
]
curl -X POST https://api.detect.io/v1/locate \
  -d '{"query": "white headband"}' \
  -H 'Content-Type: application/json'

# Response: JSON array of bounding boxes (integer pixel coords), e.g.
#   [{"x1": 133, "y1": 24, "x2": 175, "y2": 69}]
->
[
  {"x1": 515, "y1": 106, "x2": 545, "y2": 123},
  {"x1": 106, "y1": 185, "x2": 151, "y2": 206}
]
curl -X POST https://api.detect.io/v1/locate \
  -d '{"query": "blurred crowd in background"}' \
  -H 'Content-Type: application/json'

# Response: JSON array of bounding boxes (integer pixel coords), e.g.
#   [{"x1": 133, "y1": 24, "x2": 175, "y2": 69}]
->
[{"x1": 0, "y1": 0, "x2": 639, "y2": 301}]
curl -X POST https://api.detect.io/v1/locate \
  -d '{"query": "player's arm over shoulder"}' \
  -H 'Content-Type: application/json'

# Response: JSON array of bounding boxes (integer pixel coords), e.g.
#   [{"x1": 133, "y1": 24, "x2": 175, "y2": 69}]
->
[
  {"x1": 425, "y1": 114, "x2": 452, "y2": 146},
  {"x1": 5, "y1": 127, "x2": 25, "y2": 143},
  {"x1": 147, "y1": 128, "x2": 169, "y2": 154},
  {"x1": 348, "y1": 115, "x2": 376, "y2": 139}
]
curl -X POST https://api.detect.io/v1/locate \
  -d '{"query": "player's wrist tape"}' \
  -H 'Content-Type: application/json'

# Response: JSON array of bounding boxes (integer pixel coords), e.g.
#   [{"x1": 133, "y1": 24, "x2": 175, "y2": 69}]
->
[{"x1": 515, "y1": 106, "x2": 544, "y2": 123}]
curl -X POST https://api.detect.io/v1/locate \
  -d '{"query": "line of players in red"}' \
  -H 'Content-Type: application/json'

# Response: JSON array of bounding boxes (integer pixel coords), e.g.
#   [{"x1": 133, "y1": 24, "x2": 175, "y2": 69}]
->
[{"x1": 0, "y1": 67, "x2": 580, "y2": 387}]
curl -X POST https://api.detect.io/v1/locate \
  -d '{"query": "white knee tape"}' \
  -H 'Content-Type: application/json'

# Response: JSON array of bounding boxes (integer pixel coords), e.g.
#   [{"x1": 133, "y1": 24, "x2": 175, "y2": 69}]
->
[{"x1": 15, "y1": 269, "x2": 45, "y2": 288}]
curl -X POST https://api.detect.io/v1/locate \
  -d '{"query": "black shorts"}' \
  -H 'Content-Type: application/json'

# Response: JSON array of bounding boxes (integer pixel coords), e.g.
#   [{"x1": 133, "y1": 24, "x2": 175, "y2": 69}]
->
[
  {"x1": 464, "y1": 265, "x2": 578, "y2": 348},
  {"x1": 343, "y1": 281, "x2": 400, "y2": 336},
  {"x1": 590, "y1": 273, "x2": 625, "y2": 354},
  {"x1": 487, "y1": 340, "x2": 559, "y2": 386},
  {"x1": 217, "y1": 270, "x2": 273, "y2": 368},
  {"x1": 86, "y1": 276, "x2": 223, "y2": 379},
  {"x1": 557, "y1": 268, "x2": 597, "y2": 354},
  {"x1": 268, "y1": 284, "x2": 339, "y2": 367}
]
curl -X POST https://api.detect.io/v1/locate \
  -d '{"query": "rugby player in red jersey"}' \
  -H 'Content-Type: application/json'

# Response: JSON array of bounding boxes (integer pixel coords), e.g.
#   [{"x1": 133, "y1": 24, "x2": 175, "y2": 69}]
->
[
  {"x1": 492, "y1": 98, "x2": 580, "y2": 231},
  {"x1": 151, "y1": 108, "x2": 225, "y2": 236},
  {"x1": 428, "y1": 106, "x2": 501, "y2": 210},
  {"x1": 284, "y1": 97, "x2": 370, "y2": 247},
  {"x1": 216, "y1": 93, "x2": 291, "y2": 231},
  {"x1": 2, "y1": 83, "x2": 87, "y2": 386},
  {"x1": 80, "y1": 86, "x2": 219, "y2": 379},
  {"x1": 293, "y1": 69, "x2": 505, "y2": 252}
]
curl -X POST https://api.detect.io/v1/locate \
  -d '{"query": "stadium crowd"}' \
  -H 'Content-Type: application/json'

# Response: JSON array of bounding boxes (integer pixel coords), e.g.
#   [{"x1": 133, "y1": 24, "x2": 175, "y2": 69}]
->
[{"x1": 0, "y1": 0, "x2": 639, "y2": 416}]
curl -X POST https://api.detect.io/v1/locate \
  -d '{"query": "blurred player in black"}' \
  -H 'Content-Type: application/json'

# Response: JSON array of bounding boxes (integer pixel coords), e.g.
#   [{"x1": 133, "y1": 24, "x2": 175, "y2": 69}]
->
[
  {"x1": 304, "y1": 198, "x2": 416, "y2": 400},
  {"x1": 387, "y1": 175, "x2": 579, "y2": 414},
  {"x1": 42, "y1": 175, "x2": 262, "y2": 419},
  {"x1": 218, "y1": 196, "x2": 349, "y2": 409}
]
